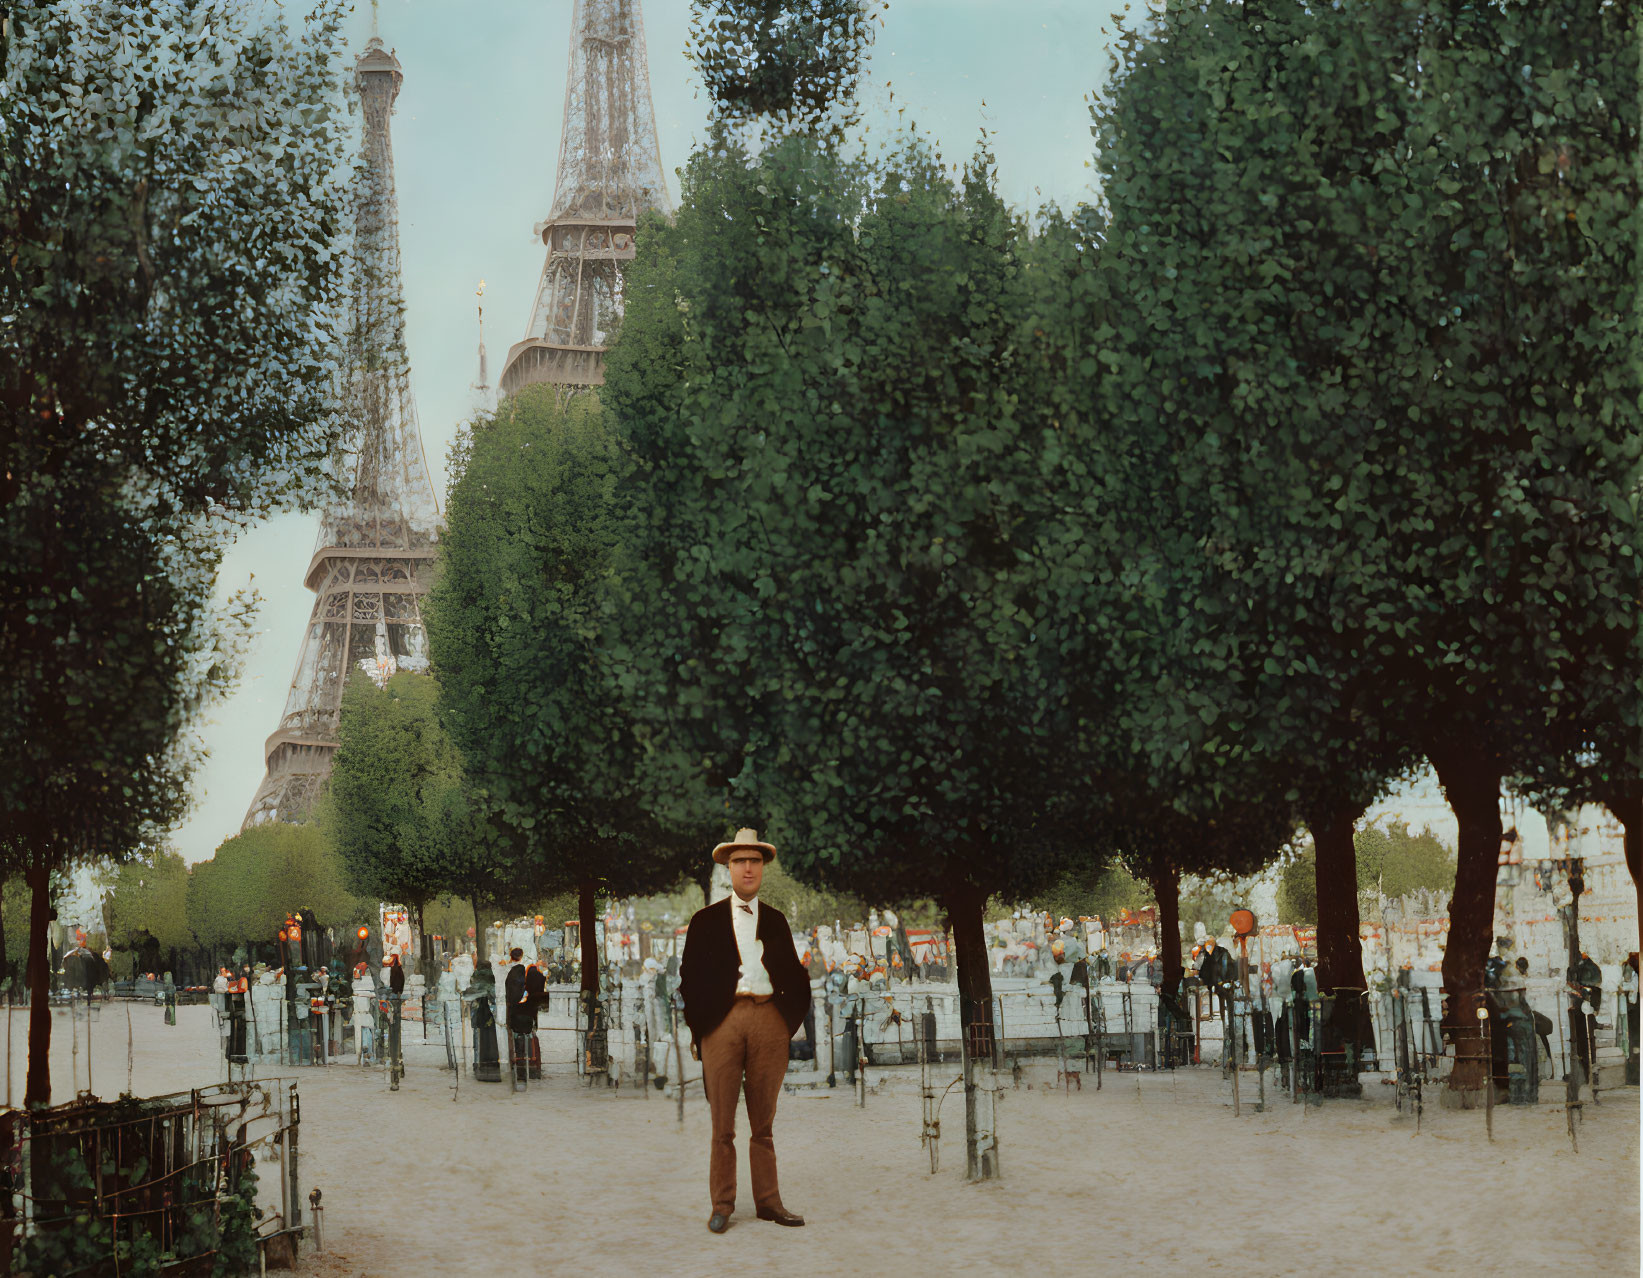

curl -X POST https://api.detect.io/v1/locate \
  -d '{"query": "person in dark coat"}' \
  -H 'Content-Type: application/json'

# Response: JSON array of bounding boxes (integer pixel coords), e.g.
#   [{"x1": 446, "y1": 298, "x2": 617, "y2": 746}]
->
[
  {"x1": 524, "y1": 959, "x2": 547, "y2": 1015},
  {"x1": 468, "y1": 957, "x2": 502, "y2": 1081},
  {"x1": 680, "y1": 829, "x2": 812, "y2": 1235},
  {"x1": 504, "y1": 947, "x2": 532, "y2": 1034},
  {"x1": 1199, "y1": 937, "x2": 1236, "y2": 1015}
]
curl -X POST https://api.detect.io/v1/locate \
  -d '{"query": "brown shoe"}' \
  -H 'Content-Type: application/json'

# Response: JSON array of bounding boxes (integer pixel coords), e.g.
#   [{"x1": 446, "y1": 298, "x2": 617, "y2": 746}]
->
[{"x1": 756, "y1": 1206, "x2": 805, "y2": 1227}]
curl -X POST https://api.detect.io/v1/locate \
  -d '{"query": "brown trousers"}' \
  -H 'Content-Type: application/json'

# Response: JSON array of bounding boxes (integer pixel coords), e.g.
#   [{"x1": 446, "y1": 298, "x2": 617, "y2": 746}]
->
[{"x1": 700, "y1": 995, "x2": 790, "y2": 1215}]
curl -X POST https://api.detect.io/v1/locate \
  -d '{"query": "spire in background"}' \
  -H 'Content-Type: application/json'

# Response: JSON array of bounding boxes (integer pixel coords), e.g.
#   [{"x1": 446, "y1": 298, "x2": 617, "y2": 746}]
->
[
  {"x1": 471, "y1": 279, "x2": 493, "y2": 415},
  {"x1": 498, "y1": 0, "x2": 670, "y2": 396},
  {"x1": 243, "y1": 33, "x2": 442, "y2": 829}
]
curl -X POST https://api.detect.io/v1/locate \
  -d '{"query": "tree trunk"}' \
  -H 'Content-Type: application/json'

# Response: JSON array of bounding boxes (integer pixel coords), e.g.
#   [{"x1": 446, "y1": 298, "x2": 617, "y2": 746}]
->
[
  {"x1": 1149, "y1": 860, "x2": 1191, "y2": 1068},
  {"x1": 1606, "y1": 790, "x2": 1641, "y2": 958},
  {"x1": 578, "y1": 879, "x2": 606, "y2": 1072},
  {"x1": 25, "y1": 858, "x2": 53, "y2": 1109},
  {"x1": 578, "y1": 880, "x2": 600, "y2": 1000},
  {"x1": 471, "y1": 896, "x2": 484, "y2": 958},
  {"x1": 943, "y1": 883, "x2": 995, "y2": 1064},
  {"x1": 410, "y1": 899, "x2": 432, "y2": 983},
  {"x1": 944, "y1": 879, "x2": 999, "y2": 1180},
  {"x1": 1152, "y1": 861, "x2": 1183, "y2": 990},
  {"x1": 1431, "y1": 747, "x2": 1502, "y2": 1097},
  {"x1": 1312, "y1": 800, "x2": 1368, "y2": 993},
  {"x1": 0, "y1": 885, "x2": 8, "y2": 995}
]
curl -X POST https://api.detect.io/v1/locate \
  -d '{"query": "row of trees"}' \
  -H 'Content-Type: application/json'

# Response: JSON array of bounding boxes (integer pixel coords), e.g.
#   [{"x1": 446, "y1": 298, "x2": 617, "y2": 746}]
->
[
  {"x1": 405, "y1": 0, "x2": 1641, "y2": 1140},
  {"x1": 0, "y1": 828, "x2": 377, "y2": 989},
  {"x1": 103, "y1": 827, "x2": 372, "y2": 978}
]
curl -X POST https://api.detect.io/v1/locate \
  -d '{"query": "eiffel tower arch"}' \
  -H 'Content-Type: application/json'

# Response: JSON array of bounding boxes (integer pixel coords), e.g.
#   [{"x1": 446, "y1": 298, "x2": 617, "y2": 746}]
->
[
  {"x1": 499, "y1": 0, "x2": 671, "y2": 397},
  {"x1": 243, "y1": 35, "x2": 442, "y2": 828}
]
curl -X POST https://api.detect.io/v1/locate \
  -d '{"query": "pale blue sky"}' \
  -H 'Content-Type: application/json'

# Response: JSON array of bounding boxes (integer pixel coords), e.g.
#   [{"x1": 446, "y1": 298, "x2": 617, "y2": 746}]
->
[{"x1": 172, "y1": 0, "x2": 1128, "y2": 862}]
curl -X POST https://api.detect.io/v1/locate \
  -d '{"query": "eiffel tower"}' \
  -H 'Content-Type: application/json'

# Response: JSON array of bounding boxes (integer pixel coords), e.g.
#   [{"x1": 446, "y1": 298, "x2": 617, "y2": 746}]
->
[
  {"x1": 498, "y1": 0, "x2": 671, "y2": 396},
  {"x1": 243, "y1": 35, "x2": 442, "y2": 828}
]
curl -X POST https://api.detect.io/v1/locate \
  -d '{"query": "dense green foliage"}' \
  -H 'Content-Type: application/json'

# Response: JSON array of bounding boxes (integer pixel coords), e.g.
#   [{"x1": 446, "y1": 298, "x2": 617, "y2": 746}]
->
[
  {"x1": 327, "y1": 670, "x2": 507, "y2": 921},
  {"x1": 16, "y1": 1137, "x2": 261, "y2": 1277},
  {"x1": 103, "y1": 849, "x2": 195, "y2": 969},
  {"x1": 186, "y1": 824, "x2": 367, "y2": 952},
  {"x1": 429, "y1": 387, "x2": 721, "y2": 998},
  {"x1": 1275, "y1": 854, "x2": 1318, "y2": 930},
  {"x1": 0, "y1": 0, "x2": 355, "y2": 1104},
  {"x1": 1093, "y1": 0, "x2": 1643, "y2": 1031},
  {"x1": 0, "y1": 0, "x2": 354, "y2": 861},
  {"x1": 689, "y1": 0, "x2": 881, "y2": 138},
  {"x1": 1355, "y1": 822, "x2": 1457, "y2": 903},
  {"x1": 605, "y1": 135, "x2": 1096, "y2": 912},
  {"x1": 1020, "y1": 865, "x2": 1155, "y2": 929},
  {"x1": 1277, "y1": 822, "x2": 1457, "y2": 927}
]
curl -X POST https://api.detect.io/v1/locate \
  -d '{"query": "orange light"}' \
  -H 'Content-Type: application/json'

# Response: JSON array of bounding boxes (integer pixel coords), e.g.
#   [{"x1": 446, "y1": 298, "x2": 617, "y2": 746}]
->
[
  {"x1": 358, "y1": 927, "x2": 369, "y2": 940},
  {"x1": 289, "y1": 924, "x2": 302, "y2": 941},
  {"x1": 278, "y1": 929, "x2": 288, "y2": 942}
]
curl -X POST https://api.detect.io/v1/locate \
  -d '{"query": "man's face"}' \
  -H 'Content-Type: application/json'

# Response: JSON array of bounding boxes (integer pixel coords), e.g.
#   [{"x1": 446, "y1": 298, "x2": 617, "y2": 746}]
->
[{"x1": 728, "y1": 849, "x2": 765, "y2": 900}]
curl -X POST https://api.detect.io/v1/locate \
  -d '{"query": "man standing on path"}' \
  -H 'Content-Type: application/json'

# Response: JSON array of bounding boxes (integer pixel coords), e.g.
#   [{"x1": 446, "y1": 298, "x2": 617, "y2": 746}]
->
[{"x1": 680, "y1": 829, "x2": 812, "y2": 1234}]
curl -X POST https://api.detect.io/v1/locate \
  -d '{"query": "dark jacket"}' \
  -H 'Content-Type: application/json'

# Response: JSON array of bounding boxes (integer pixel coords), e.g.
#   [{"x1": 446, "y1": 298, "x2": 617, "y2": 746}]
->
[
  {"x1": 505, "y1": 962, "x2": 532, "y2": 1033},
  {"x1": 1200, "y1": 946, "x2": 1235, "y2": 987},
  {"x1": 679, "y1": 897, "x2": 812, "y2": 1050}
]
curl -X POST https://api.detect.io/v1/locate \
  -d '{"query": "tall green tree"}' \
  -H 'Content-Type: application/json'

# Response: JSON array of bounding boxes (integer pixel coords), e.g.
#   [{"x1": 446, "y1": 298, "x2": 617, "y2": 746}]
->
[
  {"x1": 1093, "y1": 0, "x2": 1642, "y2": 1088},
  {"x1": 103, "y1": 849, "x2": 194, "y2": 977},
  {"x1": 428, "y1": 388, "x2": 717, "y2": 1017},
  {"x1": 1355, "y1": 822, "x2": 1456, "y2": 903},
  {"x1": 0, "y1": 0, "x2": 353, "y2": 1105},
  {"x1": 602, "y1": 133, "x2": 1107, "y2": 1128},
  {"x1": 326, "y1": 670, "x2": 508, "y2": 973}
]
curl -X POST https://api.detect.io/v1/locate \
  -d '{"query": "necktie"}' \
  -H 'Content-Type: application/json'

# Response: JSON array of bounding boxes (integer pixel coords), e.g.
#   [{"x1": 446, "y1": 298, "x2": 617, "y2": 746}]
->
[{"x1": 738, "y1": 903, "x2": 753, "y2": 914}]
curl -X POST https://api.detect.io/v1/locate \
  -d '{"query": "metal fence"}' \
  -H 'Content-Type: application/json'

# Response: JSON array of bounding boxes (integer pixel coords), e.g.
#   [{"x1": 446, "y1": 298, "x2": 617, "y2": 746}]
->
[{"x1": 1, "y1": 1079, "x2": 306, "y2": 1275}]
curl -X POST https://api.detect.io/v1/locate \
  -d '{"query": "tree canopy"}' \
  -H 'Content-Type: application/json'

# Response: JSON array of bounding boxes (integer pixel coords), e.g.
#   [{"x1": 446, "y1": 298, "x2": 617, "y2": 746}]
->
[
  {"x1": 428, "y1": 387, "x2": 719, "y2": 999},
  {"x1": 329, "y1": 672, "x2": 469, "y2": 910},
  {"x1": 1, "y1": 0, "x2": 356, "y2": 1105},
  {"x1": 186, "y1": 823, "x2": 367, "y2": 953},
  {"x1": 600, "y1": 130, "x2": 1124, "y2": 1084},
  {"x1": 1092, "y1": 0, "x2": 1643, "y2": 1058},
  {"x1": 103, "y1": 848, "x2": 195, "y2": 959}
]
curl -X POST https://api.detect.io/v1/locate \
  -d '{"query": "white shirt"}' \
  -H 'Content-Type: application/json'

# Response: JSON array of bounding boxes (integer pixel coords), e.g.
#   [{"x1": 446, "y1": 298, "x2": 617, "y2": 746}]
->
[{"x1": 732, "y1": 895, "x2": 774, "y2": 996}]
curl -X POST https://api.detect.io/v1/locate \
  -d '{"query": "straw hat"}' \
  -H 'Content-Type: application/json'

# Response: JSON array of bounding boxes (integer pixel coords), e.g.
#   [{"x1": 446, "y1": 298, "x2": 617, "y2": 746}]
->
[{"x1": 712, "y1": 827, "x2": 776, "y2": 865}]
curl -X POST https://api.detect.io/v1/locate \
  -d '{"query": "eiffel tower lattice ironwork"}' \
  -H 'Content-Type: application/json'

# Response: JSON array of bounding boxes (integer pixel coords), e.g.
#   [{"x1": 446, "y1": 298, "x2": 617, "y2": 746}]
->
[
  {"x1": 498, "y1": 0, "x2": 671, "y2": 396},
  {"x1": 243, "y1": 36, "x2": 442, "y2": 829}
]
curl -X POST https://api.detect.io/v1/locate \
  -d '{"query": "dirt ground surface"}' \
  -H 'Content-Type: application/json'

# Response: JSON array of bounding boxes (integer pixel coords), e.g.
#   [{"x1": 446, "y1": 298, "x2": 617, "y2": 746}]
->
[{"x1": 7, "y1": 1003, "x2": 1638, "y2": 1277}]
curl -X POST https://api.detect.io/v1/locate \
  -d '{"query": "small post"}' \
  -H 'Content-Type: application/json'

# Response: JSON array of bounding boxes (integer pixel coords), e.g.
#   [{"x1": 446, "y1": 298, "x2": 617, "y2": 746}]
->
[
  {"x1": 308, "y1": 1187, "x2": 324, "y2": 1252},
  {"x1": 825, "y1": 1000, "x2": 836, "y2": 1089},
  {"x1": 856, "y1": 1010, "x2": 868, "y2": 1109},
  {"x1": 672, "y1": 1008, "x2": 686, "y2": 1124},
  {"x1": 287, "y1": 1082, "x2": 302, "y2": 1230},
  {"x1": 1477, "y1": 1001, "x2": 1492, "y2": 1142}
]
